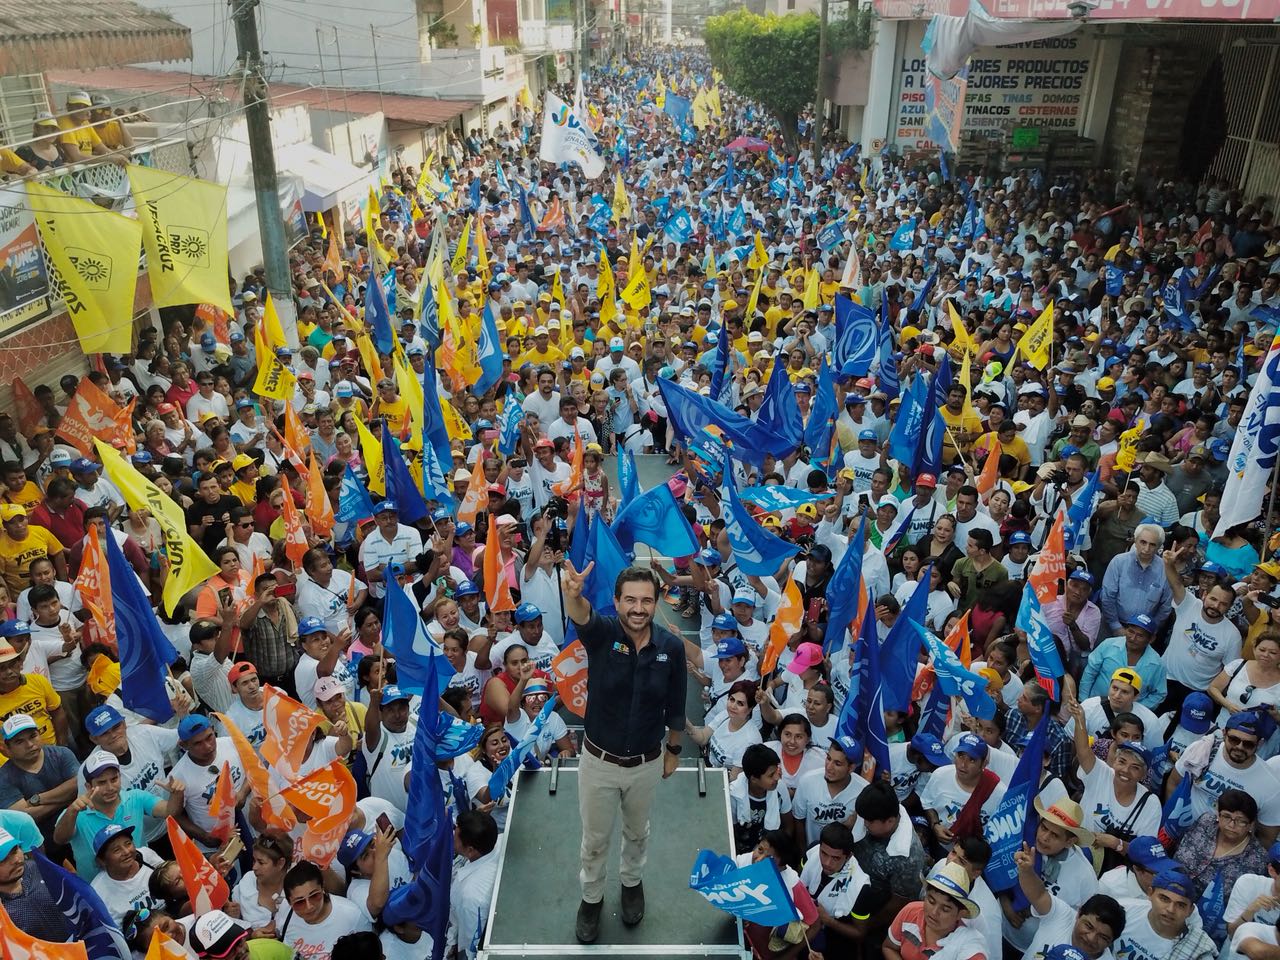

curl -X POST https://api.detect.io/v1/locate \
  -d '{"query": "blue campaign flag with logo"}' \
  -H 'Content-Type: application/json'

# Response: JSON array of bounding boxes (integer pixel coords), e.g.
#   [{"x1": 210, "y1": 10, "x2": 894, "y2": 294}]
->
[
  {"x1": 913, "y1": 363, "x2": 947, "y2": 478},
  {"x1": 708, "y1": 321, "x2": 733, "y2": 404},
  {"x1": 568, "y1": 503, "x2": 629, "y2": 616},
  {"x1": 753, "y1": 355, "x2": 805, "y2": 452},
  {"x1": 726, "y1": 205, "x2": 747, "y2": 238},
  {"x1": 336, "y1": 463, "x2": 376, "y2": 523},
  {"x1": 824, "y1": 515, "x2": 866, "y2": 656},
  {"x1": 664, "y1": 93, "x2": 691, "y2": 126},
  {"x1": 690, "y1": 850, "x2": 799, "y2": 926},
  {"x1": 498, "y1": 396, "x2": 524, "y2": 456},
  {"x1": 518, "y1": 182, "x2": 536, "y2": 240},
  {"x1": 365, "y1": 268, "x2": 396, "y2": 355},
  {"x1": 803, "y1": 360, "x2": 838, "y2": 465},
  {"x1": 587, "y1": 203, "x2": 612, "y2": 235},
  {"x1": 983, "y1": 710, "x2": 1051, "y2": 892},
  {"x1": 880, "y1": 569, "x2": 931, "y2": 712},
  {"x1": 960, "y1": 195, "x2": 980, "y2": 242},
  {"x1": 816, "y1": 220, "x2": 846, "y2": 251},
  {"x1": 665, "y1": 207, "x2": 695, "y2": 244},
  {"x1": 724, "y1": 152, "x2": 738, "y2": 191},
  {"x1": 859, "y1": 609, "x2": 893, "y2": 776},
  {"x1": 833, "y1": 295, "x2": 878, "y2": 379},
  {"x1": 613, "y1": 481, "x2": 699, "y2": 558},
  {"x1": 1160, "y1": 770, "x2": 1198, "y2": 844},
  {"x1": 475, "y1": 303, "x2": 504, "y2": 396},
  {"x1": 421, "y1": 359, "x2": 454, "y2": 471},
  {"x1": 34, "y1": 851, "x2": 131, "y2": 960},
  {"x1": 719, "y1": 450, "x2": 799, "y2": 577},
  {"x1": 384, "y1": 578, "x2": 455, "y2": 699},
  {"x1": 618, "y1": 448, "x2": 639, "y2": 505},
  {"x1": 1063, "y1": 470, "x2": 1101, "y2": 551},
  {"x1": 657, "y1": 377, "x2": 798, "y2": 466},
  {"x1": 418, "y1": 276, "x2": 440, "y2": 349},
  {"x1": 911, "y1": 266, "x2": 940, "y2": 313},
  {"x1": 106, "y1": 523, "x2": 177, "y2": 723},
  {"x1": 1198, "y1": 868, "x2": 1228, "y2": 944},
  {"x1": 915, "y1": 623, "x2": 996, "y2": 720},
  {"x1": 876, "y1": 291, "x2": 900, "y2": 399},
  {"x1": 890, "y1": 218, "x2": 916, "y2": 251},
  {"x1": 494, "y1": 162, "x2": 511, "y2": 194},
  {"x1": 380, "y1": 423, "x2": 429, "y2": 525},
  {"x1": 421, "y1": 440, "x2": 455, "y2": 511},
  {"x1": 1104, "y1": 265, "x2": 1125, "y2": 296},
  {"x1": 888, "y1": 375, "x2": 927, "y2": 467},
  {"x1": 469, "y1": 176, "x2": 482, "y2": 212},
  {"x1": 1015, "y1": 582, "x2": 1065, "y2": 699},
  {"x1": 916, "y1": 680, "x2": 950, "y2": 740},
  {"x1": 739, "y1": 485, "x2": 833, "y2": 512},
  {"x1": 488, "y1": 694, "x2": 559, "y2": 800},
  {"x1": 769, "y1": 174, "x2": 788, "y2": 199}
]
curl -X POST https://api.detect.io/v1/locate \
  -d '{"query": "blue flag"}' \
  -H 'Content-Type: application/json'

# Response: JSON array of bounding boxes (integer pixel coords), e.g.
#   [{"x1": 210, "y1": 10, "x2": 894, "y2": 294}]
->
[
  {"x1": 34, "y1": 850, "x2": 131, "y2": 960},
  {"x1": 498, "y1": 397, "x2": 524, "y2": 456},
  {"x1": 613, "y1": 482, "x2": 699, "y2": 558},
  {"x1": 879, "y1": 569, "x2": 930, "y2": 712},
  {"x1": 1063, "y1": 470, "x2": 1101, "y2": 551},
  {"x1": 857, "y1": 609, "x2": 892, "y2": 777},
  {"x1": 418, "y1": 278, "x2": 440, "y2": 350},
  {"x1": 816, "y1": 220, "x2": 846, "y2": 251},
  {"x1": 488, "y1": 694, "x2": 559, "y2": 800},
  {"x1": 618, "y1": 448, "x2": 639, "y2": 505},
  {"x1": 105, "y1": 524, "x2": 177, "y2": 723},
  {"x1": 568, "y1": 500, "x2": 628, "y2": 616},
  {"x1": 421, "y1": 358, "x2": 454, "y2": 471},
  {"x1": 913, "y1": 366, "x2": 947, "y2": 478},
  {"x1": 888, "y1": 375, "x2": 927, "y2": 467},
  {"x1": 657, "y1": 377, "x2": 798, "y2": 466},
  {"x1": 983, "y1": 710, "x2": 1051, "y2": 892},
  {"x1": 890, "y1": 218, "x2": 916, "y2": 251},
  {"x1": 915, "y1": 622, "x2": 996, "y2": 720},
  {"x1": 738, "y1": 485, "x2": 833, "y2": 512},
  {"x1": 518, "y1": 182, "x2": 536, "y2": 240},
  {"x1": 494, "y1": 162, "x2": 511, "y2": 194},
  {"x1": 469, "y1": 176, "x2": 481, "y2": 212},
  {"x1": 383, "y1": 578, "x2": 455, "y2": 699},
  {"x1": 910, "y1": 266, "x2": 940, "y2": 313},
  {"x1": 803, "y1": 359, "x2": 838, "y2": 465},
  {"x1": 708, "y1": 321, "x2": 733, "y2": 404},
  {"x1": 380, "y1": 422, "x2": 429, "y2": 525},
  {"x1": 719, "y1": 450, "x2": 799, "y2": 576},
  {"x1": 366, "y1": 269, "x2": 396, "y2": 355},
  {"x1": 421, "y1": 440, "x2": 454, "y2": 511},
  {"x1": 916, "y1": 680, "x2": 950, "y2": 740},
  {"x1": 824, "y1": 515, "x2": 867, "y2": 656},
  {"x1": 690, "y1": 850, "x2": 798, "y2": 926},
  {"x1": 1160, "y1": 770, "x2": 1197, "y2": 844},
  {"x1": 726, "y1": 205, "x2": 747, "y2": 239},
  {"x1": 876, "y1": 292, "x2": 900, "y2": 400},
  {"x1": 753, "y1": 355, "x2": 804, "y2": 450},
  {"x1": 665, "y1": 207, "x2": 694, "y2": 244},
  {"x1": 586, "y1": 203, "x2": 612, "y2": 235},
  {"x1": 961, "y1": 195, "x2": 981, "y2": 242},
  {"x1": 336, "y1": 462, "x2": 376, "y2": 522},
  {"x1": 1015, "y1": 583, "x2": 1065, "y2": 699},
  {"x1": 833, "y1": 295, "x2": 878, "y2": 379},
  {"x1": 1104, "y1": 265, "x2": 1125, "y2": 296},
  {"x1": 475, "y1": 303, "x2": 504, "y2": 396}
]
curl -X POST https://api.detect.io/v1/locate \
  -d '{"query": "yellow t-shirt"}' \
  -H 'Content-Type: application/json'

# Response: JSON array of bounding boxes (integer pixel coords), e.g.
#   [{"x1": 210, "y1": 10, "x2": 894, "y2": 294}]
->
[
  {"x1": 229, "y1": 480, "x2": 257, "y2": 507},
  {"x1": 516, "y1": 345, "x2": 564, "y2": 369},
  {"x1": 56, "y1": 117, "x2": 102, "y2": 156},
  {"x1": 97, "y1": 119, "x2": 128, "y2": 149},
  {"x1": 3, "y1": 482, "x2": 43, "y2": 511},
  {"x1": 0, "y1": 149, "x2": 26, "y2": 174},
  {"x1": 0, "y1": 527, "x2": 64, "y2": 596},
  {"x1": 377, "y1": 397, "x2": 411, "y2": 435},
  {"x1": 0, "y1": 673, "x2": 61, "y2": 746},
  {"x1": 940, "y1": 407, "x2": 983, "y2": 463}
]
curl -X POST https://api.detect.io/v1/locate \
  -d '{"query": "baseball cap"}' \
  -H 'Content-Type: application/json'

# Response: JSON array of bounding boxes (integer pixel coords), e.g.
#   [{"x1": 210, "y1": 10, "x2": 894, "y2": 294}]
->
[
  {"x1": 609, "y1": 337, "x2": 625, "y2": 351},
  {"x1": 0, "y1": 506, "x2": 24, "y2": 524},
  {"x1": 84, "y1": 704, "x2": 125, "y2": 735},
  {"x1": 1126, "y1": 835, "x2": 1175, "y2": 872},
  {"x1": 1044, "y1": 946, "x2": 1088, "y2": 960},
  {"x1": 298, "y1": 616, "x2": 328, "y2": 637},
  {"x1": 514, "y1": 602, "x2": 542, "y2": 624},
  {"x1": 1179, "y1": 692, "x2": 1213, "y2": 734},
  {"x1": 910, "y1": 733, "x2": 950, "y2": 767},
  {"x1": 1225, "y1": 711, "x2": 1262, "y2": 736},
  {"x1": 1, "y1": 714, "x2": 36, "y2": 741},
  {"x1": 381, "y1": 684, "x2": 411, "y2": 705},
  {"x1": 711, "y1": 613, "x2": 738, "y2": 632},
  {"x1": 373, "y1": 499, "x2": 399, "y2": 514},
  {"x1": 731, "y1": 591, "x2": 756, "y2": 607},
  {"x1": 92, "y1": 823, "x2": 134, "y2": 856},
  {"x1": 715, "y1": 637, "x2": 748, "y2": 660},
  {"x1": 786, "y1": 642, "x2": 824, "y2": 675},
  {"x1": 314, "y1": 676, "x2": 345, "y2": 702},
  {"x1": 1068, "y1": 569, "x2": 1094, "y2": 586},
  {"x1": 953, "y1": 732, "x2": 989, "y2": 760},
  {"x1": 178, "y1": 715, "x2": 212, "y2": 741},
  {"x1": 1114, "y1": 740, "x2": 1149, "y2": 767},
  {"x1": 916, "y1": 473, "x2": 937, "y2": 488},
  {"x1": 226, "y1": 662, "x2": 257, "y2": 687},
  {"x1": 335, "y1": 382, "x2": 354, "y2": 398},
  {"x1": 1151, "y1": 869, "x2": 1195, "y2": 900},
  {"x1": 694, "y1": 548, "x2": 722, "y2": 567},
  {"x1": 454, "y1": 579, "x2": 480, "y2": 597},
  {"x1": 858, "y1": 429, "x2": 878, "y2": 442},
  {"x1": 190, "y1": 910, "x2": 250, "y2": 960},
  {"x1": 1009, "y1": 531, "x2": 1032, "y2": 545},
  {"x1": 82, "y1": 748, "x2": 121, "y2": 780},
  {"x1": 1123, "y1": 613, "x2": 1155, "y2": 633},
  {"x1": 832, "y1": 735, "x2": 863, "y2": 763},
  {"x1": 70, "y1": 458, "x2": 98, "y2": 474},
  {"x1": 0, "y1": 620, "x2": 30, "y2": 639},
  {"x1": 1111, "y1": 667, "x2": 1142, "y2": 691}
]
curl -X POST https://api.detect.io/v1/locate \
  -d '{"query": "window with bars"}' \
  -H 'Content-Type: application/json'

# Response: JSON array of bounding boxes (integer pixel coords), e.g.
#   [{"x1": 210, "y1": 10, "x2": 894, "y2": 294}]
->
[{"x1": 0, "y1": 75, "x2": 49, "y2": 148}]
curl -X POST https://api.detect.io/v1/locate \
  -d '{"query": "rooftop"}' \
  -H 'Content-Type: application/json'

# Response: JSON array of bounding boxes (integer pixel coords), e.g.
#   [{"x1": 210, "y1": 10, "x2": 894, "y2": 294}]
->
[{"x1": 0, "y1": 0, "x2": 191, "y2": 74}]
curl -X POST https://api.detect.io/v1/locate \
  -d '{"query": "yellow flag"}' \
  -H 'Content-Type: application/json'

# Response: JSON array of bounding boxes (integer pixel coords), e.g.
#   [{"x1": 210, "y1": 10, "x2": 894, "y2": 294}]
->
[
  {"x1": 1017, "y1": 301, "x2": 1054, "y2": 370},
  {"x1": 708, "y1": 84, "x2": 723, "y2": 118},
  {"x1": 518, "y1": 85, "x2": 533, "y2": 110},
  {"x1": 748, "y1": 230, "x2": 769, "y2": 271},
  {"x1": 947, "y1": 300, "x2": 975, "y2": 356},
  {"x1": 441, "y1": 396, "x2": 472, "y2": 443},
  {"x1": 597, "y1": 248, "x2": 618, "y2": 327},
  {"x1": 353, "y1": 416, "x2": 385, "y2": 496},
  {"x1": 553, "y1": 269, "x2": 573, "y2": 350},
  {"x1": 958, "y1": 348, "x2": 979, "y2": 421},
  {"x1": 125, "y1": 165, "x2": 232, "y2": 316},
  {"x1": 315, "y1": 211, "x2": 327, "y2": 239},
  {"x1": 367, "y1": 185, "x2": 382, "y2": 223},
  {"x1": 1116, "y1": 418, "x2": 1146, "y2": 473},
  {"x1": 392, "y1": 349, "x2": 424, "y2": 438},
  {"x1": 802, "y1": 266, "x2": 821, "y2": 311},
  {"x1": 93, "y1": 440, "x2": 219, "y2": 614},
  {"x1": 415, "y1": 152, "x2": 435, "y2": 195},
  {"x1": 692, "y1": 91, "x2": 710, "y2": 131},
  {"x1": 621, "y1": 237, "x2": 651, "y2": 312},
  {"x1": 613, "y1": 171, "x2": 631, "y2": 225},
  {"x1": 746, "y1": 268, "x2": 764, "y2": 317},
  {"x1": 252, "y1": 312, "x2": 297, "y2": 402},
  {"x1": 451, "y1": 216, "x2": 472, "y2": 275},
  {"x1": 475, "y1": 220, "x2": 489, "y2": 277},
  {"x1": 262, "y1": 292, "x2": 288, "y2": 350},
  {"x1": 27, "y1": 181, "x2": 141, "y2": 355}
]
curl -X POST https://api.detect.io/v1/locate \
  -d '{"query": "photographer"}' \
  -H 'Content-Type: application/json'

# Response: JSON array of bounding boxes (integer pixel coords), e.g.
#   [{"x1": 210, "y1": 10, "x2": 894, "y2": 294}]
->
[{"x1": 522, "y1": 509, "x2": 566, "y2": 646}]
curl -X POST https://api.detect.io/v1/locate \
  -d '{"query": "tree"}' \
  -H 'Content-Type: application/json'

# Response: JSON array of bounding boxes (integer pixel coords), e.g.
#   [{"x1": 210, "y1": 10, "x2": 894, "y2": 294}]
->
[{"x1": 705, "y1": 8, "x2": 819, "y2": 154}]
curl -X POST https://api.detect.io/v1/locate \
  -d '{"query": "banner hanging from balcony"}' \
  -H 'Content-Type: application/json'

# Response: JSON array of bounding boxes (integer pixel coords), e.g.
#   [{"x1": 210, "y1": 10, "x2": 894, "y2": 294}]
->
[
  {"x1": 127, "y1": 165, "x2": 234, "y2": 316},
  {"x1": 539, "y1": 93, "x2": 605, "y2": 179},
  {"x1": 0, "y1": 186, "x2": 51, "y2": 335},
  {"x1": 26, "y1": 181, "x2": 140, "y2": 355}
]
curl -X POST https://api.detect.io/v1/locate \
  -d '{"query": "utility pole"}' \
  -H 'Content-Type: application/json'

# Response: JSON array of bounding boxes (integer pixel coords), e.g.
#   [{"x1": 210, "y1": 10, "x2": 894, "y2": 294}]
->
[
  {"x1": 230, "y1": 0, "x2": 297, "y2": 344},
  {"x1": 814, "y1": 0, "x2": 828, "y2": 164}
]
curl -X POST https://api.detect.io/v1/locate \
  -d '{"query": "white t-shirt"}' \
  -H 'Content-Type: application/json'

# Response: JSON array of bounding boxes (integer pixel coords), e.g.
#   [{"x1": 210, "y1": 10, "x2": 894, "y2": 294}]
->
[
  {"x1": 79, "y1": 725, "x2": 179, "y2": 843},
  {"x1": 296, "y1": 570, "x2": 364, "y2": 635},
  {"x1": 1164, "y1": 592, "x2": 1242, "y2": 689},
  {"x1": 707, "y1": 718, "x2": 762, "y2": 770},
  {"x1": 275, "y1": 894, "x2": 372, "y2": 960},
  {"x1": 90, "y1": 847, "x2": 163, "y2": 923},
  {"x1": 444, "y1": 650, "x2": 487, "y2": 712},
  {"x1": 1115, "y1": 901, "x2": 1197, "y2": 960},
  {"x1": 1176, "y1": 736, "x2": 1280, "y2": 826},
  {"x1": 347, "y1": 846, "x2": 411, "y2": 923},
  {"x1": 766, "y1": 742, "x2": 825, "y2": 796},
  {"x1": 235, "y1": 870, "x2": 283, "y2": 928},
  {"x1": 1228, "y1": 921, "x2": 1280, "y2": 960},
  {"x1": 358, "y1": 525, "x2": 423, "y2": 599},
  {"x1": 223, "y1": 697, "x2": 266, "y2": 751},
  {"x1": 294, "y1": 653, "x2": 356, "y2": 710},
  {"x1": 919, "y1": 765, "x2": 1007, "y2": 832},
  {"x1": 1022, "y1": 895, "x2": 1114, "y2": 960},
  {"x1": 793, "y1": 769, "x2": 868, "y2": 845},
  {"x1": 169, "y1": 738, "x2": 247, "y2": 845},
  {"x1": 1080, "y1": 761, "x2": 1161, "y2": 840},
  {"x1": 361, "y1": 723, "x2": 416, "y2": 812},
  {"x1": 505, "y1": 708, "x2": 569, "y2": 760},
  {"x1": 1225, "y1": 873, "x2": 1280, "y2": 929}
]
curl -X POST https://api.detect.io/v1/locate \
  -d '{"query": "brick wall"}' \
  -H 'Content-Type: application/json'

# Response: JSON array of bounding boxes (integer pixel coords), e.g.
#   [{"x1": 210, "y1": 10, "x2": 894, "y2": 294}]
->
[{"x1": 1106, "y1": 42, "x2": 1216, "y2": 178}]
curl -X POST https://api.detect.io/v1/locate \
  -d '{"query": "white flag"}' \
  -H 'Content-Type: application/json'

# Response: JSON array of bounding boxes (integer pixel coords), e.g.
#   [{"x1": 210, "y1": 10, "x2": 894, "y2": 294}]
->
[
  {"x1": 540, "y1": 93, "x2": 605, "y2": 179},
  {"x1": 1215, "y1": 331, "x2": 1280, "y2": 537},
  {"x1": 840, "y1": 247, "x2": 862, "y2": 289}
]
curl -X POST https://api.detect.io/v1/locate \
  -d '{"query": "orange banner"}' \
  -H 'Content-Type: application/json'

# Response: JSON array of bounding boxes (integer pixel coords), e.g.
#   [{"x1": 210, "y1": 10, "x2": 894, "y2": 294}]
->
[
  {"x1": 282, "y1": 760, "x2": 356, "y2": 868},
  {"x1": 552, "y1": 430, "x2": 583, "y2": 499},
  {"x1": 760, "y1": 576, "x2": 802, "y2": 676},
  {"x1": 551, "y1": 639, "x2": 588, "y2": 718},
  {"x1": 306, "y1": 450, "x2": 335, "y2": 538},
  {"x1": 11, "y1": 378, "x2": 44, "y2": 441},
  {"x1": 144, "y1": 930, "x2": 190, "y2": 960},
  {"x1": 1030, "y1": 510, "x2": 1065, "y2": 604},
  {"x1": 0, "y1": 905, "x2": 87, "y2": 960},
  {"x1": 207, "y1": 761, "x2": 236, "y2": 844},
  {"x1": 73, "y1": 524, "x2": 115, "y2": 648},
  {"x1": 259, "y1": 685, "x2": 321, "y2": 782},
  {"x1": 944, "y1": 609, "x2": 972, "y2": 668},
  {"x1": 283, "y1": 401, "x2": 311, "y2": 457},
  {"x1": 455, "y1": 452, "x2": 487, "y2": 526},
  {"x1": 166, "y1": 817, "x2": 229, "y2": 916},
  {"x1": 213, "y1": 711, "x2": 296, "y2": 832},
  {"x1": 279, "y1": 485, "x2": 309, "y2": 570},
  {"x1": 56, "y1": 379, "x2": 131, "y2": 457},
  {"x1": 195, "y1": 303, "x2": 231, "y2": 345},
  {"x1": 976, "y1": 439, "x2": 1001, "y2": 498},
  {"x1": 483, "y1": 514, "x2": 516, "y2": 613}
]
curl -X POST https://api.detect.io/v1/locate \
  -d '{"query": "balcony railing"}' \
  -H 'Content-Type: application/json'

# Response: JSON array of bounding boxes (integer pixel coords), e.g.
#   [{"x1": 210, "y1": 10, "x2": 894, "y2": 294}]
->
[
  {"x1": 22, "y1": 133, "x2": 191, "y2": 214},
  {"x1": 520, "y1": 19, "x2": 575, "y2": 51}
]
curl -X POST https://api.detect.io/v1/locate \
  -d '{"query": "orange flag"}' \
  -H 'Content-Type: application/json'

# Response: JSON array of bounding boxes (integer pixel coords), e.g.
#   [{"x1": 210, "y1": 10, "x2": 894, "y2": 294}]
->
[
  {"x1": 455, "y1": 452, "x2": 488, "y2": 525},
  {"x1": 144, "y1": 929, "x2": 189, "y2": 960},
  {"x1": 322, "y1": 231, "x2": 341, "y2": 278},
  {"x1": 283, "y1": 402, "x2": 311, "y2": 457},
  {"x1": 56, "y1": 379, "x2": 126, "y2": 457},
  {"x1": 760, "y1": 576, "x2": 802, "y2": 676},
  {"x1": 552, "y1": 430, "x2": 584, "y2": 498},
  {"x1": 0, "y1": 905, "x2": 87, "y2": 960},
  {"x1": 847, "y1": 575, "x2": 871, "y2": 641},
  {"x1": 306, "y1": 450, "x2": 335, "y2": 538},
  {"x1": 11, "y1": 378, "x2": 44, "y2": 440},
  {"x1": 74, "y1": 524, "x2": 116, "y2": 648},
  {"x1": 944, "y1": 609, "x2": 972, "y2": 668},
  {"x1": 166, "y1": 817, "x2": 229, "y2": 915},
  {"x1": 551, "y1": 640, "x2": 588, "y2": 717},
  {"x1": 484, "y1": 513, "x2": 516, "y2": 612},
  {"x1": 538, "y1": 196, "x2": 565, "y2": 231},
  {"x1": 259, "y1": 685, "x2": 322, "y2": 782},
  {"x1": 196, "y1": 303, "x2": 232, "y2": 345},
  {"x1": 279, "y1": 485, "x2": 309, "y2": 570},
  {"x1": 270, "y1": 423, "x2": 307, "y2": 476},
  {"x1": 207, "y1": 761, "x2": 236, "y2": 843},
  {"x1": 213, "y1": 711, "x2": 296, "y2": 832},
  {"x1": 281, "y1": 760, "x2": 357, "y2": 868},
  {"x1": 1030, "y1": 510, "x2": 1066, "y2": 604},
  {"x1": 976, "y1": 438, "x2": 1002, "y2": 498}
]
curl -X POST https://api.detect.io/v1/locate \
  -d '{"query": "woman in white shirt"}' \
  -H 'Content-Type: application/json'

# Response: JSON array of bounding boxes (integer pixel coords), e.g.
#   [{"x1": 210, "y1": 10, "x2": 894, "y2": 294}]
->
[
  {"x1": 235, "y1": 834, "x2": 291, "y2": 935},
  {"x1": 687, "y1": 681, "x2": 762, "y2": 776}
]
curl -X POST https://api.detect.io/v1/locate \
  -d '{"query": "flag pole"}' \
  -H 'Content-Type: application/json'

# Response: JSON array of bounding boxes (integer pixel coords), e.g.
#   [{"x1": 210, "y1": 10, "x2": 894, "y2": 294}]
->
[{"x1": 1262, "y1": 452, "x2": 1280, "y2": 562}]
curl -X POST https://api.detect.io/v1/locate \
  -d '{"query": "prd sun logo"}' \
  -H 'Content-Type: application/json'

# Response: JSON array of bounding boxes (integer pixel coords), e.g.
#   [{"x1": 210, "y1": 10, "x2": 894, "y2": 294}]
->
[
  {"x1": 66, "y1": 247, "x2": 112, "y2": 290},
  {"x1": 167, "y1": 226, "x2": 211, "y2": 265}
]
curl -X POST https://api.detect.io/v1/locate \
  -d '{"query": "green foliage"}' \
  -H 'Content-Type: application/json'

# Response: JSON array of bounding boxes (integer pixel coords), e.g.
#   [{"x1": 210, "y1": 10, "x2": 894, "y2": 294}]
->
[
  {"x1": 704, "y1": 8, "x2": 819, "y2": 147},
  {"x1": 427, "y1": 19, "x2": 458, "y2": 47},
  {"x1": 827, "y1": 5, "x2": 875, "y2": 55}
]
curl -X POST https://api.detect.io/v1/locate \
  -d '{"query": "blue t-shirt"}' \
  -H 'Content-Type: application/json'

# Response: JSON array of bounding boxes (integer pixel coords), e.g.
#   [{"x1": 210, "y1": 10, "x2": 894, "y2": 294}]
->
[
  {"x1": 0, "y1": 810, "x2": 43, "y2": 852},
  {"x1": 69, "y1": 789, "x2": 159, "y2": 880}
]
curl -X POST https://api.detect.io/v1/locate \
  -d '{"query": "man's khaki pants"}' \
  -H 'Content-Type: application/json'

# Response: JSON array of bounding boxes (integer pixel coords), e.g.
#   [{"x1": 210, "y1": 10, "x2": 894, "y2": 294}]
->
[{"x1": 578, "y1": 747, "x2": 662, "y2": 904}]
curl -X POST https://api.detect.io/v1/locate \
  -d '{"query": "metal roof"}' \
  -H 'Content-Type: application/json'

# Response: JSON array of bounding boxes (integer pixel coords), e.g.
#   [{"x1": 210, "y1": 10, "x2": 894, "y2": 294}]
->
[{"x1": 0, "y1": 0, "x2": 191, "y2": 74}]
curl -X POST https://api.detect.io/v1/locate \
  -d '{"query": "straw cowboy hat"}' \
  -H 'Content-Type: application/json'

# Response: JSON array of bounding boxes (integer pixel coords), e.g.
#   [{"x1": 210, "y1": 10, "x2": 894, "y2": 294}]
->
[{"x1": 1033, "y1": 797, "x2": 1096, "y2": 846}]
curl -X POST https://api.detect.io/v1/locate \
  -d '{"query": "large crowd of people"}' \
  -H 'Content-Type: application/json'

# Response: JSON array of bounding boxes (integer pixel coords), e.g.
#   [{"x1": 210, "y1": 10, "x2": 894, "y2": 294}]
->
[{"x1": 0, "y1": 42, "x2": 1278, "y2": 960}]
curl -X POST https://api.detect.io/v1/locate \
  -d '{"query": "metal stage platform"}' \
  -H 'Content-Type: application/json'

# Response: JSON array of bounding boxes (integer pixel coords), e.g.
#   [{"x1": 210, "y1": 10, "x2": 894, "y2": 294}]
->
[{"x1": 479, "y1": 764, "x2": 750, "y2": 960}]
